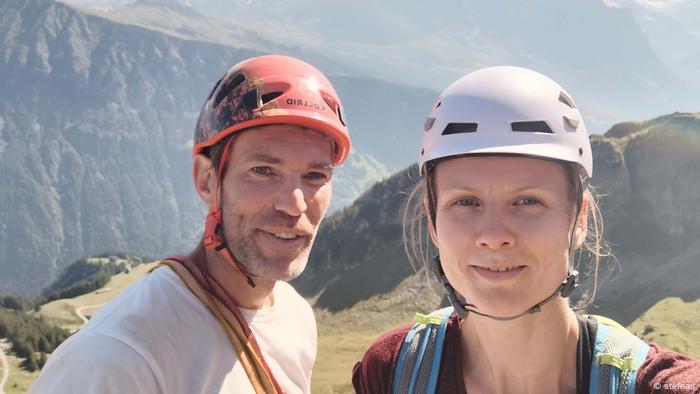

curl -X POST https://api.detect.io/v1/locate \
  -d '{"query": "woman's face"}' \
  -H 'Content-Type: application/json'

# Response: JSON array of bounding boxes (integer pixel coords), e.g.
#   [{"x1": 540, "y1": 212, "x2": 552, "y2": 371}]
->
[{"x1": 430, "y1": 155, "x2": 585, "y2": 317}]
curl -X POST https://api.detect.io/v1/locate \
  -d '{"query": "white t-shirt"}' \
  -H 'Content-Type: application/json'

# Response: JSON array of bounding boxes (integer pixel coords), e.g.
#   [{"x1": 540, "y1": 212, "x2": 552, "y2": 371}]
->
[{"x1": 30, "y1": 266, "x2": 317, "y2": 394}]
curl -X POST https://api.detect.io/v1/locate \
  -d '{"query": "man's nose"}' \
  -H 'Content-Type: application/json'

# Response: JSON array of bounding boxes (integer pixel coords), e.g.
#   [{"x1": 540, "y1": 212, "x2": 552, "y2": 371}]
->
[{"x1": 273, "y1": 179, "x2": 307, "y2": 217}]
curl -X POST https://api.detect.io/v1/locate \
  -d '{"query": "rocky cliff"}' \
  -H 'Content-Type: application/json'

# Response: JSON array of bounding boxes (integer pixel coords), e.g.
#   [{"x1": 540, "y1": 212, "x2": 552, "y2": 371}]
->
[
  {"x1": 0, "y1": 0, "x2": 432, "y2": 293},
  {"x1": 298, "y1": 113, "x2": 700, "y2": 324}
]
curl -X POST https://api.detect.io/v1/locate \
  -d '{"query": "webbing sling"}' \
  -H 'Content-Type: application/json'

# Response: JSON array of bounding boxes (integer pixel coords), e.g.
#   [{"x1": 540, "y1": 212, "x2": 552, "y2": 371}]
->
[
  {"x1": 392, "y1": 308, "x2": 650, "y2": 394},
  {"x1": 588, "y1": 315, "x2": 650, "y2": 394},
  {"x1": 152, "y1": 257, "x2": 282, "y2": 394},
  {"x1": 392, "y1": 307, "x2": 451, "y2": 394}
]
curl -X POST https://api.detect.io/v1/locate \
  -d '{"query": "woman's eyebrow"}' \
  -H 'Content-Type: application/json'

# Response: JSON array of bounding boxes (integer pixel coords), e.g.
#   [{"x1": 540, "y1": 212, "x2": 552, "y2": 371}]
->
[
  {"x1": 440, "y1": 185, "x2": 552, "y2": 194},
  {"x1": 510, "y1": 185, "x2": 551, "y2": 193}
]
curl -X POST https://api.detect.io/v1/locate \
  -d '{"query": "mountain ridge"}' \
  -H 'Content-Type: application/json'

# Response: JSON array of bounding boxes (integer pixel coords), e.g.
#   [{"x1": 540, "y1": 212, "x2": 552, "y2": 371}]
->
[
  {"x1": 296, "y1": 112, "x2": 700, "y2": 326},
  {"x1": 1, "y1": 0, "x2": 423, "y2": 293}
]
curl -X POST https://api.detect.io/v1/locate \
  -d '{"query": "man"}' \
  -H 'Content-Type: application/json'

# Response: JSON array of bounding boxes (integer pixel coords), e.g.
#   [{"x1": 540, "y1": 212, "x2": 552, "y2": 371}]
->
[{"x1": 30, "y1": 55, "x2": 351, "y2": 393}]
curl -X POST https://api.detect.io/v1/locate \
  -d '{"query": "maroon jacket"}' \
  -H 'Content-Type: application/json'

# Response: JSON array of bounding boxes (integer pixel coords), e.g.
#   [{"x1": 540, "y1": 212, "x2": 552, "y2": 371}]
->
[{"x1": 352, "y1": 313, "x2": 700, "y2": 394}]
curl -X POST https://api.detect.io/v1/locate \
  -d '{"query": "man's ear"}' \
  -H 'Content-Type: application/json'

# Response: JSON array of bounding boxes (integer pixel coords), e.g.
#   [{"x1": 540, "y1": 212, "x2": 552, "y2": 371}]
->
[
  {"x1": 423, "y1": 197, "x2": 439, "y2": 248},
  {"x1": 574, "y1": 194, "x2": 589, "y2": 249},
  {"x1": 193, "y1": 154, "x2": 217, "y2": 207}
]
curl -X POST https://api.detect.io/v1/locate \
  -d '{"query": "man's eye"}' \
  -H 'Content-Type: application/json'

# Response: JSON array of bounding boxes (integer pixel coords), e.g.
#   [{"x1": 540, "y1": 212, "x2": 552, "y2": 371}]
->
[
  {"x1": 455, "y1": 198, "x2": 479, "y2": 207},
  {"x1": 305, "y1": 171, "x2": 328, "y2": 180},
  {"x1": 251, "y1": 166, "x2": 272, "y2": 175}
]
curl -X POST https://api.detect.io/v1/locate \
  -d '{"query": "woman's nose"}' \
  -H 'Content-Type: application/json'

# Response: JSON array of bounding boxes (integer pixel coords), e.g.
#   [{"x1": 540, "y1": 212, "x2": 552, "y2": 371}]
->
[{"x1": 474, "y1": 210, "x2": 516, "y2": 250}]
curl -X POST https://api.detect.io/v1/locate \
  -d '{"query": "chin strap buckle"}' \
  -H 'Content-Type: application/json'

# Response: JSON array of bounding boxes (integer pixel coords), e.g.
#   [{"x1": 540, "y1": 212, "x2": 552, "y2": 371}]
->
[
  {"x1": 202, "y1": 208, "x2": 257, "y2": 289},
  {"x1": 204, "y1": 209, "x2": 224, "y2": 250},
  {"x1": 560, "y1": 270, "x2": 579, "y2": 298}
]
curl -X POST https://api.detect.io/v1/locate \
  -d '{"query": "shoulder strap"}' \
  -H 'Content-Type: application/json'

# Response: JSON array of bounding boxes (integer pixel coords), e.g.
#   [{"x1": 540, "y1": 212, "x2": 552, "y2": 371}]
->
[
  {"x1": 392, "y1": 307, "x2": 452, "y2": 394},
  {"x1": 589, "y1": 315, "x2": 650, "y2": 394},
  {"x1": 154, "y1": 257, "x2": 283, "y2": 394}
]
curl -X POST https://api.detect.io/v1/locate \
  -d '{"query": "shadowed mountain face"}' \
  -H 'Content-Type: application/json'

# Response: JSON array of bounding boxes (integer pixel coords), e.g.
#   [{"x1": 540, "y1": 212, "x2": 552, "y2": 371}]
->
[
  {"x1": 0, "y1": 0, "x2": 433, "y2": 294},
  {"x1": 588, "y1": 113, "x2": 700, "y2": 324},
  {"x1": 297, "y1": 113, "x2": 700, "y2": 324},
  {"x1": 0, "y1": 0, "x2": 253, "y2": 293},
  {"x1": 294, "y1": 165, "x2": 422, "y2": 310}
]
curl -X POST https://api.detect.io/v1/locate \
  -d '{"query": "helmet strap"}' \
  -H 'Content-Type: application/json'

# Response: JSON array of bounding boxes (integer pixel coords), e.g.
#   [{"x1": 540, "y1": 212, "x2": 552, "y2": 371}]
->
[
  {"x1": 434, "y1": 255, "x2": 579, "y2": 321},
  {"x1": 429, "y1": 175, "x2": 587, "y2": 321},
  {"x1": 203, "y1": 136, "x2": 257, "y2": 288}
]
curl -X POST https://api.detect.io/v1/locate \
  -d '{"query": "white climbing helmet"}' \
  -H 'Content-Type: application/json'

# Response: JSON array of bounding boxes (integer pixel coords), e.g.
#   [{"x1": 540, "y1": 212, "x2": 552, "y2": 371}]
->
[{"x1": 419, "y1": 66, "x2": 592, "y2": 178}]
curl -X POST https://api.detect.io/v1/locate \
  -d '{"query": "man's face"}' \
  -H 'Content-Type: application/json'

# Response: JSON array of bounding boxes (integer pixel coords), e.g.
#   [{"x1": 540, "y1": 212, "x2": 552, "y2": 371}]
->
[{"x1": 217, "y1": 124, "x2": 334, "y2": 282}]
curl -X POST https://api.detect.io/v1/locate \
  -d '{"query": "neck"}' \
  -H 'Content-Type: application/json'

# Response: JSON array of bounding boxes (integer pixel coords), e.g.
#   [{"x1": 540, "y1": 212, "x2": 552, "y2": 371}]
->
[
  {"x1": 461, "y1": 298, "x2": 579, "y2": 394},
  {"x1": 189, "y1": 242, "x2": 276, "y2": 309}
]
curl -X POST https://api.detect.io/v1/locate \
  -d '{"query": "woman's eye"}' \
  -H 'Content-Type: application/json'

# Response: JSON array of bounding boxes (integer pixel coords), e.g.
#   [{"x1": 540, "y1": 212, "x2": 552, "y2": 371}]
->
[
  {"x1": 455, "y1": 198, "x2": 479, "y2": 207},
  {"x1": 516, "y1": 197, "x2": 541, "y2": 206},
  {"x1": 251, "y1": 166, "x2": 272, "y2": 176}
]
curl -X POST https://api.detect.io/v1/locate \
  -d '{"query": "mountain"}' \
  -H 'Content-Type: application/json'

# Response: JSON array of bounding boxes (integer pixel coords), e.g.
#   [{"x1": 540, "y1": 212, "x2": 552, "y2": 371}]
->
[
  {"x1": 297, "y1": 113, "x2": 700, "y2": 326},
  {"x1": 0, "y1": 0, "x2": 434, "y2": 294},
  {"x1": 61, "y1": 0, "x2": 700, "y2": 132},
  {"x1": 605, "y1": 0, "x2": 700, "y2": 87},
  {"x1": 293, "y1": 165, "x2": 423, "y2": 311},
  {"x1": 610, "y1": 0, "x2": 700, "y2": 63},
  {"x1": 64, "y1": 0, "x2": 439, "y2": 169},
  {"x1": 2, "y1": 0, "x2": 698, "y2": 299}
]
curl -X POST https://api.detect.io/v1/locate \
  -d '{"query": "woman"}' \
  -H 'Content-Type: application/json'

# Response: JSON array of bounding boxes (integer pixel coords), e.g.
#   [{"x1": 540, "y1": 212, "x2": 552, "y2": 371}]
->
[{"x1": 352, "y1": 67, "x2": 700, "y2": 393}]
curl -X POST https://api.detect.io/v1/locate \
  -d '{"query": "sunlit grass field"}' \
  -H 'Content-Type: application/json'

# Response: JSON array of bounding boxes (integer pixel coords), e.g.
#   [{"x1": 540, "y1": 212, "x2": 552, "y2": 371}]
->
[
  {"x1": 628, "y1": 297, "x2": 700, "y2": 358},
  {"x1": 30, "y1": 267, "x2": 700, "y2": 393},
  {"x1": 312, "y1": 308, "x2": 415, "y2": 394},
  {"x1": 2, "y1": 343, "x2": 40, "y2": 394},
  {"x1": 37, "y1": 262, "x2": 158, "y2": 331}
]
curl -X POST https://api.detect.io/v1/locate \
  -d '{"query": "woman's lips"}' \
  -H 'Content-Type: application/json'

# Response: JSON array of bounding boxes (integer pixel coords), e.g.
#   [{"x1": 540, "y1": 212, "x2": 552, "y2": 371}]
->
[{"x1": 470, "y1": 265, "x2": 527, "y2": 281}]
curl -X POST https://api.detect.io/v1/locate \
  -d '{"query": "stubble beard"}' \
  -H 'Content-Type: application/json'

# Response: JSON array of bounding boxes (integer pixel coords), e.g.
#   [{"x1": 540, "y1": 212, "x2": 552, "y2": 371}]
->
[{"x1": 220, "y1": 210, "x2": 315, "y2": 282}]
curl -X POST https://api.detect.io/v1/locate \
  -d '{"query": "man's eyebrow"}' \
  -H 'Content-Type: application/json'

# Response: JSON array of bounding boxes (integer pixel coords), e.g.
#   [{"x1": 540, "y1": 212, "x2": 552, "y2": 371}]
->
[
  {"x1": 308, "y1": 161, "x2": 334, "y2": 171},
  {"x1": 240, "y1": 153, "x2": 282, "y2": 164},
  {"x1": 240, "y1": 154, "x2": 333, "y2": 170}
]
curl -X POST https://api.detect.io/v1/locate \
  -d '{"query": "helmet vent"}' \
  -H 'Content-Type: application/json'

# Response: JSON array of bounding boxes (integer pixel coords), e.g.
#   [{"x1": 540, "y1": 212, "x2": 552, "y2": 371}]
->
[
  {"x1": 337, "y1": 105, "x2": 346, "y2": 126},
  {"x1": 214, "y1": 73, "x2": 246, "y2": 107},
  {"x1": 436, "y1": 101, "x2": 442, "y2": 108},
  {"x1": 261, "y1": 92, "x2": 283, "y2": 104},
  {"x1": 424, "y1": 117, "x2": 436, "y2": 131},
  {"x1": 442, "y1": 122, "x2": 478, "y2": 135},
  {"x1": 511, "y1": 121, "x2": 553, "y2": 134},
  {"x1": 558, "y1": 92, "x2": 575, "y2": 109},
  {"x1": 242, "y1": 89, "x2": 260, "y2": 110},
  {"x1": 207, "y1": 76, "x2": 224, "y2": 101},
  {"x1": 230, "y1": 73, "x2": 246, "y2": 90}
]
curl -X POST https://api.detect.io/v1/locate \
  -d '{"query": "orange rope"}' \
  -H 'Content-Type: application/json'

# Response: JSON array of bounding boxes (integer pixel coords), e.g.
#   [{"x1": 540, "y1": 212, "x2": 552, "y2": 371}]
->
[{"x1": 151, "y1": 260, "x2": 280, "y2": 394}]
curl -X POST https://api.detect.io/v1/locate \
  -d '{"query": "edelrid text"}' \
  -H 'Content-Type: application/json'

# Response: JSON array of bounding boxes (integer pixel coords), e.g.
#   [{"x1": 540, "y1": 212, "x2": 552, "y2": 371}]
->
[{"x1": 286, "y1": 98, "x2": 325, "y2": 111}]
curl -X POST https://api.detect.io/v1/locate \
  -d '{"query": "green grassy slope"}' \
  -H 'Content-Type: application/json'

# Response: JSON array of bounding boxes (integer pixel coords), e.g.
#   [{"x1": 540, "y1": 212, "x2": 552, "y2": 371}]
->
[
  {"x1": 628, "y1": 297, "x2": 700, "y2": 358},
  {"x1": 38, "y1": 262, "x2": 158, "y2": 331},
  {"x1": 29, "y1": 261, "x2": 700, "y2": 394}
]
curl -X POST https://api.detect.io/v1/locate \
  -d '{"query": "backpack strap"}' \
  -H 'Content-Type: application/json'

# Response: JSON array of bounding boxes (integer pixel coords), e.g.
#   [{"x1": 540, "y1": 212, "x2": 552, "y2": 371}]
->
[
  {"x1": 589, "y1": 315, "x2": 650, "y2": 394},
  {"x1": 392, "y1": 307, "x2": 452, "y2": 394}
]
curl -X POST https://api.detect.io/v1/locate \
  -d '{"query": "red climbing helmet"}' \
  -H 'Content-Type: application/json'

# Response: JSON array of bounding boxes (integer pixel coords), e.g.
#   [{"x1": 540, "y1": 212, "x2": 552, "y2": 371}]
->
[{"x1": 193, "y1": 54, "x2": 351, "y2": 165}]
